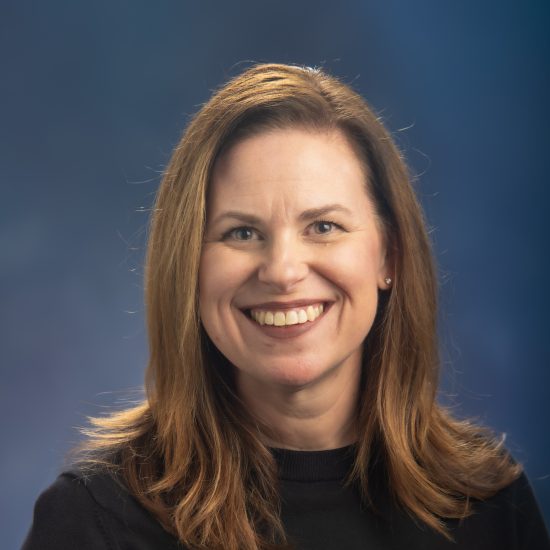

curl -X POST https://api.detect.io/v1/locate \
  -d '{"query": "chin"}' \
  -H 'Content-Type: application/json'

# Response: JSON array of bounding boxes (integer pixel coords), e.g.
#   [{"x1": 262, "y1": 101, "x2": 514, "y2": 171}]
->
[{"x1": 261, "y1": 358, "x2": 332, "y2": 388}]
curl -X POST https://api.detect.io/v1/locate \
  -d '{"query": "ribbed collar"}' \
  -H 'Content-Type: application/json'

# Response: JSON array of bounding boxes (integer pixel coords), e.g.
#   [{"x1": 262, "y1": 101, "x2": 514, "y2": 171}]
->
[{"x1": 270, "y1": 444, "x2": 356, "y2": 482}]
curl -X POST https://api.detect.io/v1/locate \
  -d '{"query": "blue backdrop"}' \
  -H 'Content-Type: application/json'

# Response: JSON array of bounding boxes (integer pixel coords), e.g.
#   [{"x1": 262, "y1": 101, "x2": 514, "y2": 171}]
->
[{"x1": 2, "y1": 1, "x2": 549, "y2": 547}]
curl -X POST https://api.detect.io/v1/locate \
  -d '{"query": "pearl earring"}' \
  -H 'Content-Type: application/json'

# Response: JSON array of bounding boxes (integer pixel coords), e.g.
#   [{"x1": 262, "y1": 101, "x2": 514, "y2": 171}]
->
[{"x1": 384, "y1": 277, "x2": 392, "y2": 286}]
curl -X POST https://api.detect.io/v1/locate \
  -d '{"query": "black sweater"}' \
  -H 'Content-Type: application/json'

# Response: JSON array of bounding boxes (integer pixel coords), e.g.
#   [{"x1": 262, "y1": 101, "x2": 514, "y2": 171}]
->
[{"x1": 23, "y1": 446, "x2": 550, "y2": 549}]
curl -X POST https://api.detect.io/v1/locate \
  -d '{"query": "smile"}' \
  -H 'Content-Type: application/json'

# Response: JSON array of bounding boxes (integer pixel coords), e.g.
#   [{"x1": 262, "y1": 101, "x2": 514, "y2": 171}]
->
[{"x1": 250, "y1": 303, "x2": 325, "y2": 326}]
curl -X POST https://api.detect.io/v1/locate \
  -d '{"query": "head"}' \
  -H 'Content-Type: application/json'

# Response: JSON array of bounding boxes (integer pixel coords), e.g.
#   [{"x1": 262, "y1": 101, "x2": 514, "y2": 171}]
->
[
  {"x1": 85, "y1": 64, "x2": 515, "y2": 549},
  {"x1": 145, "y1": 63, "x2": 438, "y2": 455}
]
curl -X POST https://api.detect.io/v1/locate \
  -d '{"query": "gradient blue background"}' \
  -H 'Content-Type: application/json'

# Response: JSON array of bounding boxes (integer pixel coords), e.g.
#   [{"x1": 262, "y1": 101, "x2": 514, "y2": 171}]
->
[{"x1": 2, "y1": 1, "x2": 549, "y2": 547}]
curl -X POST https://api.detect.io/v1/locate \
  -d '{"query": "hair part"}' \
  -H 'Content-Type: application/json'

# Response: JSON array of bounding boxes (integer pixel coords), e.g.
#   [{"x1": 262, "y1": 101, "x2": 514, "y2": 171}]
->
[{"x1": 76, "y1": 63, "x2": 521, "y2": 549}]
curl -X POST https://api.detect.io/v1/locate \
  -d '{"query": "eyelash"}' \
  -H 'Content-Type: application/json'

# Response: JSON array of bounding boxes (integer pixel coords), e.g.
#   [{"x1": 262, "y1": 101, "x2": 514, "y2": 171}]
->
[{"x1": 221, "y1": 220, "x2": 344, "y2": 241}]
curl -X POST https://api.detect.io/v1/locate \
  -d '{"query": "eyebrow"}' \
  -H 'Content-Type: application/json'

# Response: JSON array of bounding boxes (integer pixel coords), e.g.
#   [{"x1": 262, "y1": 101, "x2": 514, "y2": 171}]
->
[{"x1": 210, "y1": 204, "x2": 354, "y2": 226}]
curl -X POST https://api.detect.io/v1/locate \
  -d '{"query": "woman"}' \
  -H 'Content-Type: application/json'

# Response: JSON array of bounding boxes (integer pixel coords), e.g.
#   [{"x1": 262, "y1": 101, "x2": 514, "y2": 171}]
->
[{"x1": 24, "y1": 63, "x2": 549, "y2": 549}]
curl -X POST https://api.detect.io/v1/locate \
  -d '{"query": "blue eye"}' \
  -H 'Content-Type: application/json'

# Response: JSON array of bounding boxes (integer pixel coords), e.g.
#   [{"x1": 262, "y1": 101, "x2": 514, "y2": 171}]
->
[
  {"x1": 311, "y1": 220, "x2": 341, "y2": 234},
  {"x1": 220, "y1": 221, "x2": 343, "y2": 241},
  {"x1": 223, "y1": 226, "x2": 257, "y2": 241}
]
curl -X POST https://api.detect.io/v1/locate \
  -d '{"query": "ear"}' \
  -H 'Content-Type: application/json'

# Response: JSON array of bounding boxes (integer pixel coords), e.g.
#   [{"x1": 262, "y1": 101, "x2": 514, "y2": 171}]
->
[{"x1": 377, "y1": 236, "x2": 395, "y2": 290}]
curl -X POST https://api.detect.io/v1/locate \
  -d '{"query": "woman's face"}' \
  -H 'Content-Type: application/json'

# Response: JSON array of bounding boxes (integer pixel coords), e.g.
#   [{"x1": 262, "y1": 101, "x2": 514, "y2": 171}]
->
[{"x1": 199, "y1": 127, "x2": 389, "y2": 390}]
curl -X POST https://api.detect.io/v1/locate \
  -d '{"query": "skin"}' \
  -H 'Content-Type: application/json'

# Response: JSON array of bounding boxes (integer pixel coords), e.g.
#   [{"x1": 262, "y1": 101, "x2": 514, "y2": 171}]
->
[{"x1": 199, "y1": 127, "x2": 390, "y2": 450}]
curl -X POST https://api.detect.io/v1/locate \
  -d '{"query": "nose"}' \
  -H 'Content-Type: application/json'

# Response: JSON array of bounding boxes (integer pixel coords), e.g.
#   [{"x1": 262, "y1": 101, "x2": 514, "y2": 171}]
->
[{"x1": 257, "y1": 234, "x2": 309, "y2": 292}]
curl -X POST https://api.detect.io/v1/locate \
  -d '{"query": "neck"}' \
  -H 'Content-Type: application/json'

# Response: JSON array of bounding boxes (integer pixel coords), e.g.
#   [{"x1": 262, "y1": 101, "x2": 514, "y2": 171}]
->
[{"x1": 236, "y1": 360, "x2": 362, "y2": 451}]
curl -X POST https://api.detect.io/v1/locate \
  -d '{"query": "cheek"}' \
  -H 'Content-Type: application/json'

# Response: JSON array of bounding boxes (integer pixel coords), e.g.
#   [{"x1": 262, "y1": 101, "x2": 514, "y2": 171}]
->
[
  {"x1": 198, "y1": 246, "x2": 255, "y2": 320},
  {"x1": 198, "y1": 248, "x2": 223, "y2": 335},
  {"x1": 316, "y1": 239, "x2": 382, "y2": 292},
  {"x1": 199, "y1": 247, "x2": 236, "y2": 296}
]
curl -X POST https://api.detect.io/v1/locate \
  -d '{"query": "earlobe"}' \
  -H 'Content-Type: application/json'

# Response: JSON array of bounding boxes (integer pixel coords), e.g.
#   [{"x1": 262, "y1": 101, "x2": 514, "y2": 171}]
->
[
  {"x1": 378, "y1": 274, "x2": 393, "y2": 290},
  {"x1": 377, "y1": 243, "x2": 395, "y2": 290}
]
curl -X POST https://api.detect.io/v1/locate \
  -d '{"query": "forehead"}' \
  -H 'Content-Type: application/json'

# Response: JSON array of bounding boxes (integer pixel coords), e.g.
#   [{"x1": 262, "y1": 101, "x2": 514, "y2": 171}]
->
[{"x1": 208, "y1": 128, "x2": 373, "y2": 218}]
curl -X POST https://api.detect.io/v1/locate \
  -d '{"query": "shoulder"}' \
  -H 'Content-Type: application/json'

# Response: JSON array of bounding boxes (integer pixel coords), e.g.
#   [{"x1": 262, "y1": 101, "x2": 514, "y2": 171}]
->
[
  {"x1": 384, "y1": 468, "x2": 549, "y2": 549},
  {"x1": 23, "y1": 470, "x2": 117, "y2": 549},
  {"x1": 449, "y1": 471, "x2": 550, "y2": 549},
  {"x1": 23, "y1": 468, "x2": 182, "y2": 550}
]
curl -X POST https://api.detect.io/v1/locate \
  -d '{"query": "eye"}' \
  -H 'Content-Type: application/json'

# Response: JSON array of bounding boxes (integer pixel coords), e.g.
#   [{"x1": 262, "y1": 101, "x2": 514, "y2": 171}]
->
[
  {"x1": 222, "y1": 226, "x2": 260, "y2": 241},
  {"x1": 309, "y1": 220, "x2": 343, "y2": 235}
]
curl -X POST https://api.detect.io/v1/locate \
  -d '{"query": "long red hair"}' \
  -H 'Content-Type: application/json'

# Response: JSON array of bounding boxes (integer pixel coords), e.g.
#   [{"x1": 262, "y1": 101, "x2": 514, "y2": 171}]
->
[{"x1": 78, "y1": 63, "x2": 520, "y2": 549}]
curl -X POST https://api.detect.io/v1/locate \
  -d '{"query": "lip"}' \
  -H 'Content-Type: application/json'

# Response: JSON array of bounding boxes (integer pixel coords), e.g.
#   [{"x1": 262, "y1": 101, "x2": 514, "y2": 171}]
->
[
  {"x1": 240, "y1": 299, "x2": 331, "y2": 311},
  {"x1": 239, "y1": 301, "x2": 332, "y2": 340}
]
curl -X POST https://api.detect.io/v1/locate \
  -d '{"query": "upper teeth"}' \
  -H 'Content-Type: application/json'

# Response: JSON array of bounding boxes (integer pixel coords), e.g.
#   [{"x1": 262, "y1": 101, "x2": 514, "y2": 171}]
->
[{"x1": 251, "y1": 304, "x2": 325, "y2": 326}]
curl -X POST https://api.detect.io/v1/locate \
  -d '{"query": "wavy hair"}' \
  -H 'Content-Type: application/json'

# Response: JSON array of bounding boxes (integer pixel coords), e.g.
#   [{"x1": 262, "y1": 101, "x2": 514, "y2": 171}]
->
[{"x1": 78, "y1": 63, "x2": 521, "y2": 549}]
